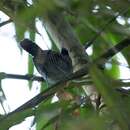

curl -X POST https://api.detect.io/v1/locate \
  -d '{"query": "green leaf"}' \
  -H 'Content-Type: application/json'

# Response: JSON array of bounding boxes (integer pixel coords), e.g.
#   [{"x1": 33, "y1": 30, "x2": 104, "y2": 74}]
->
[
  {"x1": 40, "y1": 82, "x2": 48, "y2": 91},
  {"x1": 59, "y1": 107, "x2": 107, "y2": 130},
  {"x1": 14, "y1": 23, "x2": 26, "y2": 42},
  {"x1": 105, "y1": 59, "x2": 120, "y2": 79},
  {"x1": 28, "y1": 55, "x2": 34, "y2": 89},
  {"x1": 35, "y1": 102, "x2": 62, "y2": 130},
  {"x1": 0, "y1": 108, "x2": 34, "y2": 130}
]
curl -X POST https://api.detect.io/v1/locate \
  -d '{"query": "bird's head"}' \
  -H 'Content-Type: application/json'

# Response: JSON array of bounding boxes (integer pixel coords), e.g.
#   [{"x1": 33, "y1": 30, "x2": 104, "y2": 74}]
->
[{"x1": 20, "y1": 39, "x2": 40, "y2": 56}]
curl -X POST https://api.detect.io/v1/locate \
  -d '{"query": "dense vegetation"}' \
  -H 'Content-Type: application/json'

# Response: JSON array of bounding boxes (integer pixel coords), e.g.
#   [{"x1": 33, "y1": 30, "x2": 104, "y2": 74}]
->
[{"x1": 0, "y1": 0, "x2": 130, "y2": 130}]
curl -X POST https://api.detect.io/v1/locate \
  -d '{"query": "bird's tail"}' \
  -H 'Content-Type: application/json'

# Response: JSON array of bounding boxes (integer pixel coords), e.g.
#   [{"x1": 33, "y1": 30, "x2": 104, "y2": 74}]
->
[{"x1": 20, "y1": 39, "x2": 42, "y2": 57}]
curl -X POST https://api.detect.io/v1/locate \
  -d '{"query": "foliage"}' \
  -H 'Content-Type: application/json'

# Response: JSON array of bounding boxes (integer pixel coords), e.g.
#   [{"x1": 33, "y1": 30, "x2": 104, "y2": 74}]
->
[{"x1": 0, "y1": 0, "x2": 130, "y2": 130}]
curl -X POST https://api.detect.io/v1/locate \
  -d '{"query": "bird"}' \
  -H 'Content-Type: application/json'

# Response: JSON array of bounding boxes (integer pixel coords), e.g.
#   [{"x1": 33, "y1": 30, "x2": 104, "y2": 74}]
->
[{"x1": 20, "y1": 39, "x2": 73, "y2": 86}]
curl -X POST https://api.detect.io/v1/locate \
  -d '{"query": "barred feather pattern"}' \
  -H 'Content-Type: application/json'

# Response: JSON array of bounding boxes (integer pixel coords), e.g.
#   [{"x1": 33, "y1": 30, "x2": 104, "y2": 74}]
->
[{"x1": 20, "y1": 39, "x2": 73, "y2": 85}]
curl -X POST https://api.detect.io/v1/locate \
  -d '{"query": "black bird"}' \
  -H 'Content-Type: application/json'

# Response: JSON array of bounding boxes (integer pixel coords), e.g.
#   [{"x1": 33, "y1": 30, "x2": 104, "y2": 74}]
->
[{"x1": 20, "y1": 39, "x2": 73, "y2": 85}]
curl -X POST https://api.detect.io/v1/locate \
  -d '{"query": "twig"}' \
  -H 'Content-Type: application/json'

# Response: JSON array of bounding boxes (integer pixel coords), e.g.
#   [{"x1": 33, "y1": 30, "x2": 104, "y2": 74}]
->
[
  {"x1": 0, "y1": 19, "x2": 12, "y2": 27},
  {"x1": 0, "y1": 72, "x2": 44, "y2": 82}
]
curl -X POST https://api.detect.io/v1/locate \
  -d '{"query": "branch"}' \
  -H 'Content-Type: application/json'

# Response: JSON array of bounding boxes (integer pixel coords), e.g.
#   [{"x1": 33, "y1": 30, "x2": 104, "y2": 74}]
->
[
  {"x1": 43, "y1": 11, "x2": 88, "y2": 70},
  {"x1": 96, "y1": 38, "x2": 130, "y2": 65},
  {"x1": 0, "y1": 19, "x2": 12, "y2": 27},
  {"x1": 0, "y1": 72, "x2": 44, "y2": 82},
  {"x1": 116, "y1": 88, "x2": 130, "y2": 96}
]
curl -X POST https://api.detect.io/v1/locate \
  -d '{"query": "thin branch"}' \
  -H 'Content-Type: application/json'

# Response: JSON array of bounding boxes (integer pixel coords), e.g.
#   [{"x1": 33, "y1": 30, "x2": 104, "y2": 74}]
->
[
  {"x1": 96, "y1": 38, "x2": 130, "y2": 65},
  {"x1": 0, "y1": 19, "x2": 12, "y2": 27},
  {"x1": 0, "y1": 72, "x2": 44, "y2": 82},
  {"x1": 116, "y1": 88, "x2": 130, "y2": 96},
  {"x1": 4, "y1": 71, "x2": 126, "y2": 88}
]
